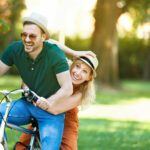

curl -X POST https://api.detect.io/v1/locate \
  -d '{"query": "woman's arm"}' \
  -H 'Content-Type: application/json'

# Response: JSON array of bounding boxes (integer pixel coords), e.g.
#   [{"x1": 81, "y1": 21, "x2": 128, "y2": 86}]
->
[
  {"x1": 22, "y1": 80, "x2": 82, "y2": 115},
  {"x1": 47, "y1": 39, "x2": 96, "y2": 58},
  {"x1": 47, "y1": 92, "x2": 82, "y2": 115}
]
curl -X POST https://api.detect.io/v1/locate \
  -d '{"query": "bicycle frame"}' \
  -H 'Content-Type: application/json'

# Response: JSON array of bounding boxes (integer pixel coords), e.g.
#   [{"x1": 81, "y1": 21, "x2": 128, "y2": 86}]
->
[{"x1": 0, "y1": 89, "x2": 41, "y2": 150}]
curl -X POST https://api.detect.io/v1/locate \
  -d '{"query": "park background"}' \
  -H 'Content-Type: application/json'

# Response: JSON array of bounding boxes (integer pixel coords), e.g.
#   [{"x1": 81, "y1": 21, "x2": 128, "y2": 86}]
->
[{"x1": 0, "y1": 0, "x2": 150, "y2": 149}]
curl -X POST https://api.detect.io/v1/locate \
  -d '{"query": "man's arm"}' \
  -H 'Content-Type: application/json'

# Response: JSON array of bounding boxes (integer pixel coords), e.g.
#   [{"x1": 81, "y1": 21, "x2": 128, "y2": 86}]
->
[
  {"x1": 0, "y1": 60, "x2": 10, "y2": 76},
  {"x1": 47, "y1": 39, "x2": 96, "y2": 58},
  {"x1": 36, "y1": 70, "x2": 73, "y2": 111}
]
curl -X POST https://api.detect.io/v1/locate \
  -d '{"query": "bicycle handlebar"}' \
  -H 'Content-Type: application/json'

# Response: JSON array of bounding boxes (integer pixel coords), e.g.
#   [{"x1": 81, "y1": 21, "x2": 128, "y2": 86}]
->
[
  {"x1": 0, "y1": 88, "x2": 40, "y2": 103},
  {"x1": 0, "y1": 89, "x2": 24, "y2": 95}
]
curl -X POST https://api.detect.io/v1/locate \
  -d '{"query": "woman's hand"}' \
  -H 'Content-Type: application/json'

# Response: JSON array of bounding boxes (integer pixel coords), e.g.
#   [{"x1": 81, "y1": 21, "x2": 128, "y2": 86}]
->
[{"x1": 73, "y1": 50, "x2": 96, "y2": 58}]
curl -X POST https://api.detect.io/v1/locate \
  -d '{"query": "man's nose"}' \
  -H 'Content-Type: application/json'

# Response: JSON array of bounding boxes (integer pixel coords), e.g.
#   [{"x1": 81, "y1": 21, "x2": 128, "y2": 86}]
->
[{"x1": 25, "y1": 35, "x2": 31, "y2": 42}]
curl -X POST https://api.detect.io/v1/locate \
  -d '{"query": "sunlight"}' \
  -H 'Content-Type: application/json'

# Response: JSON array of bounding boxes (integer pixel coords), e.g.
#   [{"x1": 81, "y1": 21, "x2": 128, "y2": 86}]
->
[
  {"x1": 79, "y1": 98, "x2": 150, "y2": 122},
  {"x1": 117, "y1": 13, "x2": 133, "y2": 33},
  {"x1": 137, "y1": 23, "x2": 150, "y2": 39},
  {"x1": 23, "y1": 0, "x2": 97, "y2": 38}
]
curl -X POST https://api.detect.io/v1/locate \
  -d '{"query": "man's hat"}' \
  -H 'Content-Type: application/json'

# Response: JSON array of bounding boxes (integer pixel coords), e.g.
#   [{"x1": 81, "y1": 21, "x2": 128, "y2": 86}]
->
[{"x1": 22, "y1": 12, "x2": 50, "y2": 40}]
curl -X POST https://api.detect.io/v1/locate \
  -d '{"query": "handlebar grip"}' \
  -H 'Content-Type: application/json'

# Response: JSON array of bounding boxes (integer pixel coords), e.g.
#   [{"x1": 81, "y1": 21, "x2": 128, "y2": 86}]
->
[
  {"x1": 32, "y1": 95, "x2": 38, "y2": 102},
  {"x1": 23, "y1": 88, "x2": 38, "y2": 103}
]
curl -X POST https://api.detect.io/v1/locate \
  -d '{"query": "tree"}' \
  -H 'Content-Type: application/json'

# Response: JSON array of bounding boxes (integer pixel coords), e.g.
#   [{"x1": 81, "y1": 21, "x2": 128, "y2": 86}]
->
[
  {"x1": 0, "y1": 0, "x2": 26, "y2": 53},
  {"x1": 0, "y1": 0, "x2": 11, "y2": 34},
  {"x1": 91, "y1": 0, "x2": 150, "y2": 87}
]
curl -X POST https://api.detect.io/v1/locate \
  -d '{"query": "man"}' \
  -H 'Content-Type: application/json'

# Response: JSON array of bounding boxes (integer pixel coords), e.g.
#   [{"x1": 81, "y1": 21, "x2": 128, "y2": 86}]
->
[{"x1": 0, "y1": 12, "x2": 73, "y2": 150}]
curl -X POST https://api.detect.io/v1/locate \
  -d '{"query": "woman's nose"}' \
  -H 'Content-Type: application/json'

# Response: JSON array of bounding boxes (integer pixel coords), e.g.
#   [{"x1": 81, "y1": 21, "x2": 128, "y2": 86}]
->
[{"x1": 76, "y1": 69, "x2": 81, "y2": 76}]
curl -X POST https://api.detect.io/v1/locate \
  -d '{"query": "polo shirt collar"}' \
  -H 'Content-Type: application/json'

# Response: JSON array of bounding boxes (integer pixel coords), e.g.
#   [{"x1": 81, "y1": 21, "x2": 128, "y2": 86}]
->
[{"x1": 23, "y1": 42, "x2": 47, "y2": 63}]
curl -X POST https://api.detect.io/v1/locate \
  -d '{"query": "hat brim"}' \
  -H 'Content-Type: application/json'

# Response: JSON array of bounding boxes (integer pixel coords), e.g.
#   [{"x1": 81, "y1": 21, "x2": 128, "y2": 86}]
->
[{"x1": 22, "y1": 17, "x2": 50, "y2": 40}]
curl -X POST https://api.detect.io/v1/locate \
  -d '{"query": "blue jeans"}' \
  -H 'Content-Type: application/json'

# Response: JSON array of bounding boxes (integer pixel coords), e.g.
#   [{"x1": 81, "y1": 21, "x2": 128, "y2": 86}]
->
[{"x1": 0, "y1": 98, "x2": 65, "y2": 150}]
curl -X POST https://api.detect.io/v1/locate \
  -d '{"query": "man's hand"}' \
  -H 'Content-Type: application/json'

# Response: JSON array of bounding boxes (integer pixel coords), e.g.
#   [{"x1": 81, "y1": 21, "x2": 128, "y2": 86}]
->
[
  {"x1": 35, "y1": 97, "x2": 49, "y2": 111},
  {"x1": 73, "y1": 50, "x2": 96, "y2": 58}
]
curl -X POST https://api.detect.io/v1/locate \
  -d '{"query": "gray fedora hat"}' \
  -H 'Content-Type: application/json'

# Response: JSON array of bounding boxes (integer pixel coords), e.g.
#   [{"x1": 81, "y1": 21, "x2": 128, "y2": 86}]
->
[{"x1": 22, "y1": 12, "x2": 50, "y2": 40}]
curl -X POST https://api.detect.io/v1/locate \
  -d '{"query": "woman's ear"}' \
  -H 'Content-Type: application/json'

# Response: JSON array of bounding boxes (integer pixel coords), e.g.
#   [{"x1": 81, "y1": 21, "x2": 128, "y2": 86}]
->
[{"x1": 88, "y1": 72, "x2": 94, "y2": 81}]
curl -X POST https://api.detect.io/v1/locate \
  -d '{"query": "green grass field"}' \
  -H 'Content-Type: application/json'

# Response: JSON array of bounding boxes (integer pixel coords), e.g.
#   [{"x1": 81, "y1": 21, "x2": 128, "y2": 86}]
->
[{"x1": 0, "y1": 76, "x2": 150, "y2": 150}]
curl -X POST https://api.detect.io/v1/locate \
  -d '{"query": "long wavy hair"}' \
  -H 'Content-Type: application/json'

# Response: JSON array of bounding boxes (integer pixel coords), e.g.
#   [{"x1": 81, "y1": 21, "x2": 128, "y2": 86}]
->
[{"x1": 70, "y1": 59, "x2": 96, "y2": 107}]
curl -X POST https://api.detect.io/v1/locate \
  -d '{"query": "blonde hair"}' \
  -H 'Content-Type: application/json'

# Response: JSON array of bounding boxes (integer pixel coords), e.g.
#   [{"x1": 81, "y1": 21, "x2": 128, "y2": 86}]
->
[{"x1": 70, "y1": 59, "x2": 96, "y2": 107}]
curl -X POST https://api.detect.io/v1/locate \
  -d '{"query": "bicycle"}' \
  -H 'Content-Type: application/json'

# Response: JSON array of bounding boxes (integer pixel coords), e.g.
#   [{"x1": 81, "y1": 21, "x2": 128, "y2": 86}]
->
[{"x1": 0, "y1": 88, "x2": 41, "y2": 150}]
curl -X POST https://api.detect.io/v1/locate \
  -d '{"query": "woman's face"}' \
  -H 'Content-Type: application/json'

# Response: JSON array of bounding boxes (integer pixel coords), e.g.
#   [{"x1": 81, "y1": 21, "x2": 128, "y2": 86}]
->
[{"x1": 71, "y1": 61, "x2": 92, "y2": 86}]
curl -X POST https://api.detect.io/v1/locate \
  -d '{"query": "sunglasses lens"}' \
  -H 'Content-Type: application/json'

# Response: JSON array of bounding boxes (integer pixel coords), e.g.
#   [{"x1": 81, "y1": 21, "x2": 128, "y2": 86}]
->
[
  {"x1": 29, "y1": 34, "x2": 37, "y2": 40},
  {"x1": 21, "y1": 33, "x2": 27, "y2": 40},
  {"x1": 21, "y1": 33, "x2": 37, "y2": 40}
]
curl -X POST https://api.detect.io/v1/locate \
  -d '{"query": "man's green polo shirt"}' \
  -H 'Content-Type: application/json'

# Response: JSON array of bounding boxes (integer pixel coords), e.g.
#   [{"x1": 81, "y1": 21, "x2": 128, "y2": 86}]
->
[{"x1": 1, "y1": 41, "x2": 69, "y2": 98}]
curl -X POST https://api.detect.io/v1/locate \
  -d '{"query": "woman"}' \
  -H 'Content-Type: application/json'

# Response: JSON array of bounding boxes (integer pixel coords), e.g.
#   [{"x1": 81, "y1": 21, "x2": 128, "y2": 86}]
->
[{"x1": 15, "y1": 40, "x2": 98, "y2": 150}]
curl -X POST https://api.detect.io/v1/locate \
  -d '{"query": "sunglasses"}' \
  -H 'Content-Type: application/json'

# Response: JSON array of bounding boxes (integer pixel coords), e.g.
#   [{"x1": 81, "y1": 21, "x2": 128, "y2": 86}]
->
[{"x1": 20, "y1": 32, "x2": 37, "y2": 41}]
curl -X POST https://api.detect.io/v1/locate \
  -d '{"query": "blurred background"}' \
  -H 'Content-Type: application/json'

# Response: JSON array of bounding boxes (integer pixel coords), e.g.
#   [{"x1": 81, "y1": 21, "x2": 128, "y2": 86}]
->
[{"x1": 1, "y1": 0, "x2": 150, "y2": 149}]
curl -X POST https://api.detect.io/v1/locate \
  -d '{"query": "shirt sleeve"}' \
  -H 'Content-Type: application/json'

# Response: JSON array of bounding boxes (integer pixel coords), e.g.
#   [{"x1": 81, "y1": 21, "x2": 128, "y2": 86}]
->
[
  {"x1": 51, "y1": 45, "x2": 69, "y2": 74},
  {"x1": 1, "y1": 43, "x2": 15, "y2": 66}
]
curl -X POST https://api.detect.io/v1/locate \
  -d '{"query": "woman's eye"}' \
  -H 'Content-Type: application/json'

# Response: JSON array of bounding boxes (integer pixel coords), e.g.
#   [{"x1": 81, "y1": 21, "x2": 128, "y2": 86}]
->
[
  {"x1": 83, "y1": 70, "x2": 88, "y2": 74},
  {"x1": 76, "y1": 64, "x2": 80, "y2": 68}
]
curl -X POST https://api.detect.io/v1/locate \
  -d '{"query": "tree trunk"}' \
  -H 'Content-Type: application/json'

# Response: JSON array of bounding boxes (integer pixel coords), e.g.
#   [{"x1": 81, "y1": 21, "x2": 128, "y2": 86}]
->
[{"x1": 91, "y1": 0, "x2": 121, "y2": 87}]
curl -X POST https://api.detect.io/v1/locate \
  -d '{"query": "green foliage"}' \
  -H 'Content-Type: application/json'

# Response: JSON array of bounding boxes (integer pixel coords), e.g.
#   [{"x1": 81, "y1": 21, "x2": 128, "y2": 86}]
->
[
  {"x1": 126, "y1": 0, "x2": 150, "y2": 27},
  {"x1": 0, "y1": 19, "x2": 10, "y2": 33},
  {"x1": 118, "y1": 36, "x2": 148, "y2": 79},
  {"x1": 65, "y1": 35, "x2": 91, "y2": 51},
  {"x1": 0, "y1": 0, "x2": 26, "y2": 54}
]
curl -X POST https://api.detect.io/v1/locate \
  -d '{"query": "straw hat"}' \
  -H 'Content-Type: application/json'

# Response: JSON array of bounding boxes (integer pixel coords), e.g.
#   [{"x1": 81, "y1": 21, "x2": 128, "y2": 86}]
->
[
  {"x1": 22, "y1": 12, "x2": 50, "y2": 40},
  {"x1": 78, "y1": 55, "x2": 99, "y2": 77}
]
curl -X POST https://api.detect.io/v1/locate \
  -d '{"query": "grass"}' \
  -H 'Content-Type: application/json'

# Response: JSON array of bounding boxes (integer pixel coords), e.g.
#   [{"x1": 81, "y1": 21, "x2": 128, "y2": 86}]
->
[
  {"x1": 0, "y1": 76, "x2": 150, "y2": 150},
  {"x1": 78, "y1": 118, "x2": 150, "y2": 150},
  {"x1": 95, "y1": 80, "x2": 150, "y2": 105}
]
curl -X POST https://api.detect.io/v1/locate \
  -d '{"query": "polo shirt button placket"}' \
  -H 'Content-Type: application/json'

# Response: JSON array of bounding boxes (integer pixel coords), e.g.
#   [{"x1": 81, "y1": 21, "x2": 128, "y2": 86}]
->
[{"x1": 31, "y1": 62, "x2": 35, "y2": 71}]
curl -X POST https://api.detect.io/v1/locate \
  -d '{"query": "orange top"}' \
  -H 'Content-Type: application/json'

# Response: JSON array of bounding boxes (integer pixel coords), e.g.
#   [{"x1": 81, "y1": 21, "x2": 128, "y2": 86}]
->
[
  {"x1": 60, "y1": 87, "x2": 79, "y2": 150},
  {"x1": 60, "y1": 107, "x2": 79, "y2": 150}
]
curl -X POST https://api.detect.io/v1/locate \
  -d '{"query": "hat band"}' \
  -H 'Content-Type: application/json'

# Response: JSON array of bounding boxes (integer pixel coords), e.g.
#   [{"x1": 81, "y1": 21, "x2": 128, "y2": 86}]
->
[{"x1": 80, "y1": 56, "x2": 95, "y2": 70}]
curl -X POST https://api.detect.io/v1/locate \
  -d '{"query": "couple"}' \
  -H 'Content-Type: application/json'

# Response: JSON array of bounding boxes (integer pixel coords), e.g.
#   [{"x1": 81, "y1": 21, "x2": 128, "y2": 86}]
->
[{"x1": 0, "y1": 12, "x2": 98, "y2": 150}]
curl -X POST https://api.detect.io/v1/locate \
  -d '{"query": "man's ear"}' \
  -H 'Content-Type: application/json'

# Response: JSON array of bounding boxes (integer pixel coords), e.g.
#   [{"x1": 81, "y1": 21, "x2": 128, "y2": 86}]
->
[{"x1": 42, "y1": 33, "x2": 47, "y2": 41}]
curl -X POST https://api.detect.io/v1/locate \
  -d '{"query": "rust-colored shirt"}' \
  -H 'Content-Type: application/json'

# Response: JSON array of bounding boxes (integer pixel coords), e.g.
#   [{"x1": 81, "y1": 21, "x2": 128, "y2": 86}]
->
[{"x1": 60, "y1": 107, "x2": 79, "y2": 150}]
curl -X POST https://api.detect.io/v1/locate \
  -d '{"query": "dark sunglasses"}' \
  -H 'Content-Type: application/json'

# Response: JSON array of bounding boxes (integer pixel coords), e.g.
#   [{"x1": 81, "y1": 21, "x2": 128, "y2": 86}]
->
[{"x1": 20, "y1": 32, "x2": 37, "y2": 41}]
